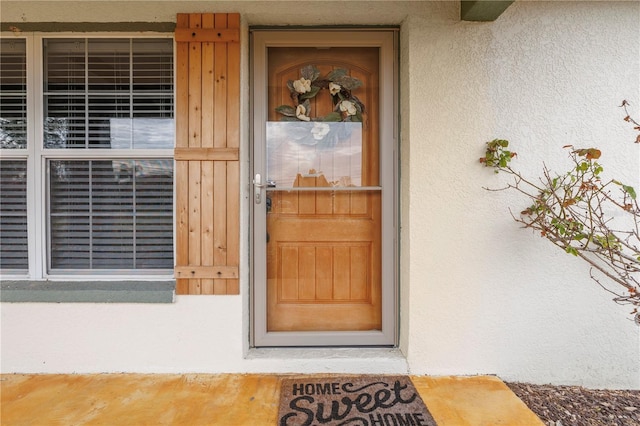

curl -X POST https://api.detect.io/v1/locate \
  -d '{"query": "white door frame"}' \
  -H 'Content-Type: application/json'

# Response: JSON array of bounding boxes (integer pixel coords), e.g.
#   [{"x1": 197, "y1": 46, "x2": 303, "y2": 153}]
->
[{"x1": 250, "y1": 29, "x2": 398, "y2": 347}]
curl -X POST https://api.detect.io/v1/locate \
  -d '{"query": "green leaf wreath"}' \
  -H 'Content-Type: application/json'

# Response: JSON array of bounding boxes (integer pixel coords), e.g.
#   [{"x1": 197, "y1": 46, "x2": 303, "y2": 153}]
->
[{"x1": 275, "y1": 65, "x2": 365, "y2": 122}]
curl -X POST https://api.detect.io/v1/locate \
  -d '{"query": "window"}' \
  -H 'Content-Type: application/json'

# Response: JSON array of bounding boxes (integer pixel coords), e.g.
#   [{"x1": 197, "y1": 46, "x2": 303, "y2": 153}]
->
[{"x1": 0, "y1": 35, "x2": 174, "y2": 279}]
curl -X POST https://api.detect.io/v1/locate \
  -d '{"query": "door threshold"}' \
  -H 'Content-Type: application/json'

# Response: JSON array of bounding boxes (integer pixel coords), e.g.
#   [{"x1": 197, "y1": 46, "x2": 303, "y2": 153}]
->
[{"x1": 244, "y1": 347, "x2": 408, "y2": 374}]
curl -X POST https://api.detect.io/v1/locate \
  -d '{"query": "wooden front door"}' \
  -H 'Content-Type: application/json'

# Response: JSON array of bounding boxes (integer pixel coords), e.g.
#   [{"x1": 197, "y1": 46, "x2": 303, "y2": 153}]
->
[
  {"x1": 267, "y1": 46, "x2": 381, "y2": 332},
  {"x1": 252, "y1": 31, "x2": 396, "y2": 346}
]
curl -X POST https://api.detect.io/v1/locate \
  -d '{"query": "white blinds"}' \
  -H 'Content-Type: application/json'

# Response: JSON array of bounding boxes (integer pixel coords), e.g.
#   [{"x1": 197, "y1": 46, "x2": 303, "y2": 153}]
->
[
  {"x1": 43, "y1": 38, "x2": 174, "y2": 150},
  {"x1": 49, "y1": 159, "x2": 173, "y2": 270},
  {"x1": 0, "y1": 161, "x2": 28, "y2": 271},
  {"x1": 0, "y1": 39, "x2": 27, "y2": 150},
  {"x1": 0, "y1": 39, "x2": 28, "y2": 272}
]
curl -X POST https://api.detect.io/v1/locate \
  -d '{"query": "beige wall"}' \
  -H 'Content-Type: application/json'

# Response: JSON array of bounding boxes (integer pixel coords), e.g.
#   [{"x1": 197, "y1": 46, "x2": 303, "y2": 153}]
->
[{"x1": 1, "y1": 1, "x2": 455, "y2": 26}]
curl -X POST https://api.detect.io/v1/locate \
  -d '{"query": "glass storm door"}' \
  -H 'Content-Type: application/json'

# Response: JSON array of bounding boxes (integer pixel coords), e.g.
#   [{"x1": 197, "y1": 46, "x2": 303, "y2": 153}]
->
[{"x1": 252, "y1": 31, "x2": 396, "y2": 347}]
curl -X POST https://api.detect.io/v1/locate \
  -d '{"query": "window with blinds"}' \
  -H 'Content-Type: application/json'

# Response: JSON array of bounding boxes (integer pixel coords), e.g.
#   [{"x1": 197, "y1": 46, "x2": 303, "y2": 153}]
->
[
  {"x1": 43, "y1": 38, "x2": 174, "y2": 150},
  {"x1": 43, "y1": 38, "x2": 174, "y2": 274},
  {"x1": 49, "y1": 159, "x2": 173, "y2": 271},
  {"x1": 0, "y1": 39, "x2": 28, "y2": 272}
]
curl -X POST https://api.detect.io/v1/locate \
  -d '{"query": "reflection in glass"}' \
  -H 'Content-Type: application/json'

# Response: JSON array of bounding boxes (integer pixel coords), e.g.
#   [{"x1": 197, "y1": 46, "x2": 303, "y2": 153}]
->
[
  {"x1": 110, "y1": 118, "x2": 174, "y2": 150},
  {"x1": 266, "y1": 121, "x2": 363, "y2": 188}
]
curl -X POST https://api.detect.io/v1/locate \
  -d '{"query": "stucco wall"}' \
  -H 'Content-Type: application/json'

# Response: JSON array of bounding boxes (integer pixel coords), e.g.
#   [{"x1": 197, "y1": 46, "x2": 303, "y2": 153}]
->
[
  {"x1": 401, "y1": 1, "x2": 639, "y2": 389},
  {"x1": 1, "y1": 0, "x2": 638, "y2": 389}
]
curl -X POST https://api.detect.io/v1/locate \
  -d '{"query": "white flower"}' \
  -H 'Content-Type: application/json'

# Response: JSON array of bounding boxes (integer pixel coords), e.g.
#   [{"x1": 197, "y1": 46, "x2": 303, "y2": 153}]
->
[
  {"x1": 293, "y1": 78, "x2": 312, "y2": 94},
  {"x1": 296, "y1": 104, "x2": 311, "y2": 121},
  {"x1": 339, "y1": 100, "x2": 357, "y2": 116},
  {"x1": 311, "y1": 122, "x2": 331, "y2": 140},
  {"x1": 329, "y1": 82, "x2": 341, "y2": 96}
]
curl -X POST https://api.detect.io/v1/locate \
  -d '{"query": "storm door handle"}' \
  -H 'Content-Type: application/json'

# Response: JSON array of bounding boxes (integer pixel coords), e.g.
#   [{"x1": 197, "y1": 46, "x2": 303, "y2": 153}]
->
[{"x1": 253, "y1": 173, "x2": 267, "y2": 204}]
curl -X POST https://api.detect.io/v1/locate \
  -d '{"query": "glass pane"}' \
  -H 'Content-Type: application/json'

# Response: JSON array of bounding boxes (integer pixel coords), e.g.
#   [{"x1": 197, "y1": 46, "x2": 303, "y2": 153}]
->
[
  {"x1": 43, "y1": 38, "x2": 174, "y2": 150},
  {"x1": 266, "y1": 121, "x2": 363, "y2": 188},
  {"x1": 0, "y1": 160, "x2": 28, "y2": 271},
  {"x1": 43, "y1": 38, "x2": 86, "y2": 93},
  {"x1": 87, "y1": 39, "x2": 131, "y2": 92},
  {"x1": 0, "y1": 39, "x2": 27, "y2": 149},
  {"x1": 49, "y1": 159, "x2": 173, "y2": 271},
  {"x1": 88, "y1": 95, "x2": 132, "y2": 149},
  {"x1": 133, "y1": 39, "x2": 174, "y2": 93}
]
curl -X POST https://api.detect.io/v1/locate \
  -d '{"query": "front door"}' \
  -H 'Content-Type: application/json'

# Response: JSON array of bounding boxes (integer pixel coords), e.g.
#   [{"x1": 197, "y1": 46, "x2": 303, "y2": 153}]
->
[{"x1": 252, "y1": 31, "x2": 396, "y2": 346}]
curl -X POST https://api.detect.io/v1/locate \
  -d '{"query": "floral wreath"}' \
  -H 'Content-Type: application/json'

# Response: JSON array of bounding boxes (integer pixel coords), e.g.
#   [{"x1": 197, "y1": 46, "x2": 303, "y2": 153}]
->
[{"x1": 275, "y1": 65, "x2": 365, "y2": 122}]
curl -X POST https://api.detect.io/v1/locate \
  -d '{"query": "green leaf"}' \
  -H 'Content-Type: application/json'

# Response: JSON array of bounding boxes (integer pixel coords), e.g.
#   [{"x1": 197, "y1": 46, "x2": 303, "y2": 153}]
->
[
  {"x1": 594, "y1": 234, "x2": 622, "y2": 250},
  {"x1": 300, "y1": 65, "x2": 320, "y2": 81},
  {"x1": 320, "y1": 112, "x2": 342, "y2": 122},
  {"x1": 336, "y1": 76, "x2": 362, "y2": 91},
  {"x1": 299, "y1": 85, "x2": 320, "y2": 100},
  {"x1": 326, "y1": 68, "x2": 348, "y2": 81},
  {"x1": 623, "y1": 184, "x2": 637, "y2": 200},
  {"x1": 565, "y1": 246, "x2": 579, "y2": 256},
  {"x1": 481, "y1": 139, "x2": 517, "y2": 169},
  {"x1": 275, "y1": 105, "x2": 296, "y2": 117}
]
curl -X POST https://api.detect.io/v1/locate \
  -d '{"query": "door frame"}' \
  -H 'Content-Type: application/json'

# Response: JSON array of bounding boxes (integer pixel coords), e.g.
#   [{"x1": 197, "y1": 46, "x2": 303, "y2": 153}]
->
[{"x1": 250, "y1": 29, "x2": 398, "y2": 347}]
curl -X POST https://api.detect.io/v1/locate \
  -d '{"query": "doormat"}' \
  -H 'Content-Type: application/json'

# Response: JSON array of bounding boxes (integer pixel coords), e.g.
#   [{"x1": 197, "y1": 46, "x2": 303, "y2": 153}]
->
[{"x1": 278, "y1": 376, "x2": 437, "y2": 426}]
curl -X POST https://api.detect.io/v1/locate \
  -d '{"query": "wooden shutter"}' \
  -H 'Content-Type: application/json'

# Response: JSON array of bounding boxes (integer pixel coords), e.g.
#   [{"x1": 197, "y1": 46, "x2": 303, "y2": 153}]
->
[{"x1": 174, "y1": 13, "x2": 240, "y2": 295}]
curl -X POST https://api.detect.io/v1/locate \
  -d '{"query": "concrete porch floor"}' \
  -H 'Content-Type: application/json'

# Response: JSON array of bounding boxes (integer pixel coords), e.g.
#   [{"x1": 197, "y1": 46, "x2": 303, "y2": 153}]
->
[{"x1": 1, "y1": 374, "x2": 544, "y2": 425}]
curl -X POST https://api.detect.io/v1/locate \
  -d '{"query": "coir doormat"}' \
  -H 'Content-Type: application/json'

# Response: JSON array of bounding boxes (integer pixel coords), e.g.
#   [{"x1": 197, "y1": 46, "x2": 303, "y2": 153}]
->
[{"x1": 278, "y1": 376, "x2": 437, "y2": 426}]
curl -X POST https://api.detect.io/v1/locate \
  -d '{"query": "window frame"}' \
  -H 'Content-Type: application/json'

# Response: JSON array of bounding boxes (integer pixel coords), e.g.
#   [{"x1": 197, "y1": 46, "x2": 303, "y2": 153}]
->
[{"x1": 0, "y1": 31, "x2": 176, "y2": 281}]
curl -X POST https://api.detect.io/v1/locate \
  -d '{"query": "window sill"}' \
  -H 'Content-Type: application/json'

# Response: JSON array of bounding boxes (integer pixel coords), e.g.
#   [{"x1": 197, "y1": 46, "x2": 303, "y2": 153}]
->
[{"x1": 0, "y1": 280, "x2": 175, "y2": 304}]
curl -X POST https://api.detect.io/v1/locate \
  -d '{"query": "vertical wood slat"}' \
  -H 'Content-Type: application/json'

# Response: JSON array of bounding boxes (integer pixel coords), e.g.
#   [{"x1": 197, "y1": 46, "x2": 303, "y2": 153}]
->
[
  {"x1": 188, "y1": 13, "x2": 203, "y2": 295},
  {"x1": 175, "y1": 13, "x2": 240, "y2": 295},
  {"x1": 200, "y1": 13, "x2": 215, "y2": 295},
  {"x1": 225, "y1": 13, "x2": 241, "y2": 295},
  {"x1": 316, "y1": 247, "x2": 333, "y2": 300},
  {"x1": 175, "y1": 13, "x2": 191, "y2": 295},
  {"x1": 213, "y1": 13, "x2": 229, "y2": 294}
]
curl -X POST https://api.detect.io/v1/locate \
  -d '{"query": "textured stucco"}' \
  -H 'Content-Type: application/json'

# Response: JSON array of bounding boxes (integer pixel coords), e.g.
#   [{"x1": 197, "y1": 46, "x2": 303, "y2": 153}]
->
[
  {"x1": 401, "y1": 1, "x2": 639, "y2": 389},
  {"x1": 1, "y1": 0, "x2": 638, "y2": 389}
]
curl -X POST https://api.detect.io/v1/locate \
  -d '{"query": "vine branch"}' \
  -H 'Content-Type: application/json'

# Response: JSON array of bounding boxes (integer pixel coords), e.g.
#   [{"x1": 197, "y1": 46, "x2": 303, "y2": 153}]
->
[{"x1": 479, "y1": 103, "x2": 640, "y2": 323}]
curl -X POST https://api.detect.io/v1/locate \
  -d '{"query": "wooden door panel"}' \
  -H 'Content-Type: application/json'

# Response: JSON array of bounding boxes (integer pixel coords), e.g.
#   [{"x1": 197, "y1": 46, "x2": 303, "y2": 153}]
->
[
  {"x1": 265, "y1": 47, "x2": 382, "y2": 332},
  {"x1": 269, "y1": 190, "x2": 375, "y2": 218},
  {"x1": 275, "y1": 243, "x2": 372, "y2": 303}
]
